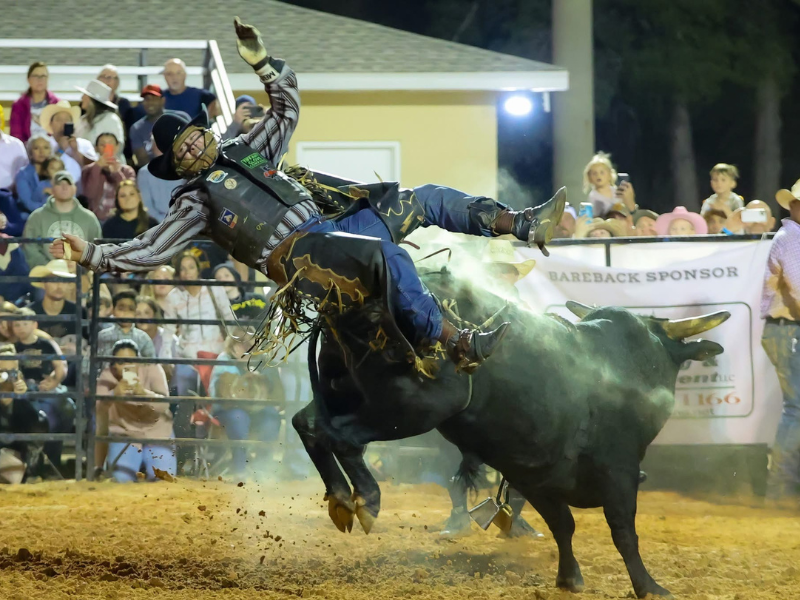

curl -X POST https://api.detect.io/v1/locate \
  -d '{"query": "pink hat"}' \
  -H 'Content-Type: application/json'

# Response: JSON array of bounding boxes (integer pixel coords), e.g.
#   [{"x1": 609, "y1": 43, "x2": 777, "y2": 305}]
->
[{"x1": 654, "y1": 206, "x2": 707, "y2": 236}]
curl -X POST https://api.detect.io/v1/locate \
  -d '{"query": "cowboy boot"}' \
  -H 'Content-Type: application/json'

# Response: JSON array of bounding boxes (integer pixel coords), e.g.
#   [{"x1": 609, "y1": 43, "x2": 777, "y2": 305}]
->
[
  {"x1": 439, "y1": 320, "x2": 510, "y2": 373},
  {"x1": 491, "y1": 187, "x2": 567, "y2": 256}
]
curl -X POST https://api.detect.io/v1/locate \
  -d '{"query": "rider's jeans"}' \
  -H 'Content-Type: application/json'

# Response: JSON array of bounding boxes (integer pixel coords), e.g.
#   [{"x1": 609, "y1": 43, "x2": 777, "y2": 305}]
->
[
  {"x1": 308, "y1": 207, "x2": 444, "y2": 342},
  {"x1": 305, "y1": 184, "x2": 505, "y2": 344}
]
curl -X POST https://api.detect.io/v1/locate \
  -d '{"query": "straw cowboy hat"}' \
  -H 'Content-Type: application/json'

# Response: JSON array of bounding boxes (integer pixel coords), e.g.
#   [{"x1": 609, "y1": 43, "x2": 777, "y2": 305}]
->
[
  {"x1": 29, "y1": 259, "x2": 75, "y2": 289},
  {"x1": 40, "y1": 100, "x2": 82, "y2": 135},
  {"x1": 74, "y1": 79, "x2": 118, "y2": 110},
  {"x1": 776, "y1": 179, "x2": 800, "y2": 210},
  {"x1": 482, "y1": 239, "x2": 536, "y2": 278},
  {"x1": 654, "y1": 206, "x2": 707, "y2": 236}
]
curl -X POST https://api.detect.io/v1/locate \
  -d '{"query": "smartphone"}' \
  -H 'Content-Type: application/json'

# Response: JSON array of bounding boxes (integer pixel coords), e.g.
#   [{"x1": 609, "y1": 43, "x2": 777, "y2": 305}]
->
[
  {"x1": 103, "y1": 143, "x2": 115, "y2": 160},
  {"x1": 741, "y1": 208, "x2": 767, "y2": 223},
  {"x1": 122, "y1": 368, "x2": 138, "y2": 385},
  {"x1": 63, "y1": 122, "x2": 74, "y2": 137},
  {"x1": 617, "y1": 173, "x2": 630, "y2": 186},
  {"x1": 249, "y1": 105, "x2": 265, "y2": 118},
  {"x1": 579, "y1": 202, "x2": 593, "y2": 220}
]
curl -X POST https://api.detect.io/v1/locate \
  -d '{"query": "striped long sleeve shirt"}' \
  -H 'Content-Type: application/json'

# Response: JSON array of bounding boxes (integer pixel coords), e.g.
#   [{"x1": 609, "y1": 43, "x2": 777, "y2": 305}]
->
[{"x1": 79, "y1": 57, "x2": 315, "y2": 278}]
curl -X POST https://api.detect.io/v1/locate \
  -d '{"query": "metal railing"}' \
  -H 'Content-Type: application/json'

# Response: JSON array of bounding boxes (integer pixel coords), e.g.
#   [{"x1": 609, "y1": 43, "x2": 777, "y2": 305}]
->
[{"x1": 0, "y1": 38, "x2": 234, "y2": 133}]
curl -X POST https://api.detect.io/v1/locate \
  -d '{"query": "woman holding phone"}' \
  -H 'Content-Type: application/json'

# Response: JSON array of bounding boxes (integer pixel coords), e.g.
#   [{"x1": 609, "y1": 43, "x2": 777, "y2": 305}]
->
[
  {"x1": 95, "y1": 339, "x2": 175, "y2": 482},
  {"x1": 81, "y1": 133, "x2": 135, "y2": 221}
]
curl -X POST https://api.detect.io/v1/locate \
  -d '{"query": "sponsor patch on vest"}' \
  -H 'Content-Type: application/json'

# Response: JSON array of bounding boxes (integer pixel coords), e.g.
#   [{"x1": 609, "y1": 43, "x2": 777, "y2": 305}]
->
[
  {"x1": 241, "y1": 152, "x2": 268, "y2": 169},
  {"x1": 219, "y1": 208, "x2": 238, "y2": 229},
  {"x1": 224, "y1": 178, "x2": 238, "y2": 190},
  {"x1": 207, "y1": 170, "x2": 228, "y2": 184}
]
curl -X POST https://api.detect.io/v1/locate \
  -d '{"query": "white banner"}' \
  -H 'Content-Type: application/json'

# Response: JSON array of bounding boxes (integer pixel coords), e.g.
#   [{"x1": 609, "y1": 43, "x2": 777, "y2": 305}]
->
[{"x1": 514, "y1": 240, "x2": 781, "y2": 446}]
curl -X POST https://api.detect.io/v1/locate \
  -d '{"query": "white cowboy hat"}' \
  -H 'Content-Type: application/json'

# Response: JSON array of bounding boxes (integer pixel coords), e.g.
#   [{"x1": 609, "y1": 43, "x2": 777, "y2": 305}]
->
[
  {"x1": 0, "y1": 448, "x2": 25, "y2": 484},
  {"x1": 776, "y1": 179, "x2": 800, "y2": 211},
  {"x1": 29, "y1": 259, "x2": 75, "y2": 289},
  {"x1": 482, "y1": 239, "x2": 536, "y2": 278},
  {"x1": 40, "y1": 100, "x2": 82, "y2": 135},
  {"x1": 74, "y1": 79, "x2": 117, "y2": 110}
]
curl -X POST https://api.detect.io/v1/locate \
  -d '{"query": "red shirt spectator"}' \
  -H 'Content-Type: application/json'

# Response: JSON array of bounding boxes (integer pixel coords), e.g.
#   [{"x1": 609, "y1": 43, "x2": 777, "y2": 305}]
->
[{"x1": 10, "y1": 62, "x2": 60, "y2": 143}]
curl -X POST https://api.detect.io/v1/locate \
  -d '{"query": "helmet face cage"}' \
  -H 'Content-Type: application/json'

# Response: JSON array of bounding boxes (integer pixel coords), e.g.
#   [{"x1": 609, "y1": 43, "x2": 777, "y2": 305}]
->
[{"x1": 172, "y1": 126, "x2": 219, "y2": 177}]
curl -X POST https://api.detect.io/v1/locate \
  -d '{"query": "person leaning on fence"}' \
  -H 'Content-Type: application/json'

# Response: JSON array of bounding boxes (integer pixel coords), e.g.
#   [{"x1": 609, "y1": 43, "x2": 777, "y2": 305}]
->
[
  {"x1": 633, "y1": 209, "x2": 658, "y2": 237},
  {"x1": 21, "y1": 170, "x2": 101, "y2": 269},
  {"x1": 726, "y1": 200, "x2": 776, "y2": 235},
  {"x1": 12, "y1": 307, "x2": 72, "y2": 474},
  {"x1": 207, "y1": 336, "x2": 283, "y2": 476},
  {"x1": 703, "y1": 208, "x2": 728, "y2": 235},
  {"x1": 27, "y1": 259, "x2": 86, "y2": 353},
  {"x1": 0, "y1": 343, "x2": 38, "y2": 484},
  {"x1": 95, "y1": 339, "x2": 175, "y2": 483},
  {"x1": 654, "y1": 206, "x2": 707, "y2": 236},
  {"x1": 761, "y1": 179, "x2": 800, "y2": 502},
  {"x1": 96, "y1": 290, "x2": 155, "y2": 364},
  {"x1": 582, "y1": 152, "x2": 636, "y2": 218},
  {"x1": 553, "y1": 205, "x2": 577, "y2": 239}
]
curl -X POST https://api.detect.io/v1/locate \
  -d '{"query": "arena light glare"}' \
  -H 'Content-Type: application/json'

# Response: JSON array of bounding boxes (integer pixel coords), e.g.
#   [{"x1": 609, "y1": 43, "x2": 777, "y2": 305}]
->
[{"x1": 504, "y1": 95, "x2": 533, "y2": 116}]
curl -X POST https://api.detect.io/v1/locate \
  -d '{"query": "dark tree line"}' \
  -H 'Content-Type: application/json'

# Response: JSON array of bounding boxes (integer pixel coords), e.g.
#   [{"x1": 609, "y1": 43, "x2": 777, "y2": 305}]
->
[{"x1": 287, "y1": 0, "x2": 800, "y2": 216}]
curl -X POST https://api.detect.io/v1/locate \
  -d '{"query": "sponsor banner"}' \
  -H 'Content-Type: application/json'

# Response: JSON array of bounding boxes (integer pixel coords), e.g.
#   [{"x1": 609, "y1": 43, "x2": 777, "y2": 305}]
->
[{"x1": 514, "y1": 240, "x2": 781, "y2": 446}]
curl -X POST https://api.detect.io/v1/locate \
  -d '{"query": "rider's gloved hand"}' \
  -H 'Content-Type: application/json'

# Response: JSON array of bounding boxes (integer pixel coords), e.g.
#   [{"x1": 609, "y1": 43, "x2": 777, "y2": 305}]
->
[{"x1": 234, "y1": 17, "x2": 275, "y2": 78}]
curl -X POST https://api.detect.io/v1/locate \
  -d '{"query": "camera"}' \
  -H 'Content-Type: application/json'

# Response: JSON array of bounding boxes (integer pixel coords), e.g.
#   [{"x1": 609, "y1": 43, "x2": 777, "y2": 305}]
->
[{"x1": 0, "y1": 370, "x2": 19, "y2": 384}]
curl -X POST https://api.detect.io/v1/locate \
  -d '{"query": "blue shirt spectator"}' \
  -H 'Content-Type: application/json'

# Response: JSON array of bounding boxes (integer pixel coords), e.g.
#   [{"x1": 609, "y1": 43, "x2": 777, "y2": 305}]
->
[
  {"x1": 0, "y1": 188, "x2": 25, "y2": 236},
  {"x1": 162, "y1": 58, "x2": 218, "y2": 119},
  {"x1": 0, "y1": 239, "x2": 33, "y2": 305},
  {"x1": 14, "y1": 134, "x2": 54, "y2": 214}
]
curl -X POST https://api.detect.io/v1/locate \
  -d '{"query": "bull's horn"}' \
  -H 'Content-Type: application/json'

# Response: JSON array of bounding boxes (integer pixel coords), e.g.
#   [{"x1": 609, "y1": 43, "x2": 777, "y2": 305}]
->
[
  {"x1": 565, "y1": 301, "x2": 593, "y2": 319},
  {"x1": 662, "y1": 311, "x2": 731, "y2": 340}
]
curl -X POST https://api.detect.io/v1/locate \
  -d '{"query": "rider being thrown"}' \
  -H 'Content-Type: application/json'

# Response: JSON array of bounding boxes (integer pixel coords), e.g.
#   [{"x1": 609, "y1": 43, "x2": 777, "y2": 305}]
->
[{"x1": 50, "y1": 17, "x2": 566, "y2": 372}]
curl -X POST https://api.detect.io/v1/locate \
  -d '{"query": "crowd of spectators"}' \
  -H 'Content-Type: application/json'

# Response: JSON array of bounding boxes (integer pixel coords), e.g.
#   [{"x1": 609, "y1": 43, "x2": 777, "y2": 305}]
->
[
  {"x1": 0, "y1": 60, "x2": 281, "y2": 484},
  {"x1": 552, "y1": 153, "x2": 780, "y2": 241}
]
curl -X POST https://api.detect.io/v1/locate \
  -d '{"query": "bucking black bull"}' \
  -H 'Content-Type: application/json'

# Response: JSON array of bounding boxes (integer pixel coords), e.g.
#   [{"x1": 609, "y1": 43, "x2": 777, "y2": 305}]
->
[{"x1": 292, "y1": 268, "x2": 729, "y2": 598}]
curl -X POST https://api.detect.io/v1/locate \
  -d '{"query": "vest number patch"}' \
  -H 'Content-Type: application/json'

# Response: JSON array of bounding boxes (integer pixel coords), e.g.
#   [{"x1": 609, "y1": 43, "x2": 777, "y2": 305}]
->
[
  {"x1": 242, "y1": 152, "x2": 268, "y2": 169},
  {"x1": 219, "y1": 208, "x2": 238, "y2": 229}
]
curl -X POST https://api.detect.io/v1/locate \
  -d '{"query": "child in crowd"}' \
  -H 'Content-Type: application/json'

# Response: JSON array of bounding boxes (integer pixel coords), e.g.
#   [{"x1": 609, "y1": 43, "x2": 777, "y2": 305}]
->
[
  {"x1": 654, "y1": 206, "x2": 707, "y2": 236},
  {"x1": 582, "y1": 152, "x2": 636, "y2": 218},
  {"x1": 700, "y1": 163, "x2": 744, "y2": 216},
  {"x1": 703, "y1": 208, "x2": 728, "y2": 235},
  {"x1": 14, "y1": 134, "x2": 54, "y2": 214}
]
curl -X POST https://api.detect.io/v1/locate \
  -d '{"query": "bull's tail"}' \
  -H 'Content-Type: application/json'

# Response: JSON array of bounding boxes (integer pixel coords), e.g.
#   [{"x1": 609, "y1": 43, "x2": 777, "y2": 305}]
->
[{"x1": 454, "y1": 452, "x2": 484, "y2": 494}]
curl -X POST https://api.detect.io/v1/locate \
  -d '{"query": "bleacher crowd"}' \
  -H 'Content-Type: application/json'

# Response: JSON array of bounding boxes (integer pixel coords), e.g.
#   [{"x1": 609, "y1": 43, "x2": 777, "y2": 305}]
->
[{"x1": 0, "y1": 60, "x2": 292, "y2": 484}]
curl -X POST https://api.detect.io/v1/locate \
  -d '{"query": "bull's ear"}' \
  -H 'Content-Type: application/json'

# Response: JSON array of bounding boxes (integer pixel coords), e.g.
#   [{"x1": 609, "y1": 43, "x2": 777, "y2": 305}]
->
[
  {"x1": 566, "y1": 301, "x2": 593, "y2": 320},
  {"x1": 680, "y1": 339, "x2": 724, "y2": 362}
]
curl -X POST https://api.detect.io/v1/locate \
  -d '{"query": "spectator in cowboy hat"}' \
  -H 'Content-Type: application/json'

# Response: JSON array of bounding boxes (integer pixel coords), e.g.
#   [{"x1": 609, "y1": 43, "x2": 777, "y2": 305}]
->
[
  {"x1": 481, "y1": 239, "x2": 536, "y2": 299},
  {"x1": 129, "y1": 85, "x2": 166, "y2": 168},
  {"x1": 654, "y1": 206, "x2": 707, "y2": 236},
  {"x1": 575, "y1": 217, "x2": 627, "y2": 239},
  {"x1": 726, "y1": 200, "x2": 777, "y2": 235},
  {"x1": 633, "y1": 209, "x2": 658, "y2": 237},
  {"x1": 75, "y1": 80, "x2": 125, "y2": 163},
  {"x1": 39, "y1": 100, "x2": 95, "y2": 180},
  {"x1": 605, "y1": 202, "x2": 635, "y2": 235}
]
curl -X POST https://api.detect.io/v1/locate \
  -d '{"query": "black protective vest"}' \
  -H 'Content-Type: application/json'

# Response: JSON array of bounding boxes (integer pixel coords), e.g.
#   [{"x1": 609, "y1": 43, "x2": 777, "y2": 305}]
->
[{"x1": 186, "y1": 143, "x2": 313, "y2": 266}]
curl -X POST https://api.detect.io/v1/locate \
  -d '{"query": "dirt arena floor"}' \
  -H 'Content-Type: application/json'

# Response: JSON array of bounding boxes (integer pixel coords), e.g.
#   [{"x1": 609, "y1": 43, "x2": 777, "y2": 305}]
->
[{"x1": 0, "y1": 477, "x2": 797, "y2": 600}]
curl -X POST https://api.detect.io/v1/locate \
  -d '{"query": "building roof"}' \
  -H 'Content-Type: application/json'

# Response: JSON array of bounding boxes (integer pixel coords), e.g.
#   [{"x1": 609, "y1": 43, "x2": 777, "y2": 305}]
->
[{"x1": 0, "y1": 0, "x2": 567, "y2": 93}]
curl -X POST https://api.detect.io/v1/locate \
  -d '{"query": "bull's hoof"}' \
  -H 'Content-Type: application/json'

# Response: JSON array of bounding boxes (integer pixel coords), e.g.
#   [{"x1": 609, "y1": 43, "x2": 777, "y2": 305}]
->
[
  {"x1": 352, "y1": 494, "x2": 377, "y2": 534},
  {"x1": 556, "y1": 573, "x2": 585, "y2": 594},
  {"x1": 325, "y1": 493, "x2": 355, "y2": 533},
  {"x1": 439, "y1": 509, "x2": 472, "y2": 537},
  {"x1": 500, "y1": 515, "x2": 545, "y2": 539}
]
